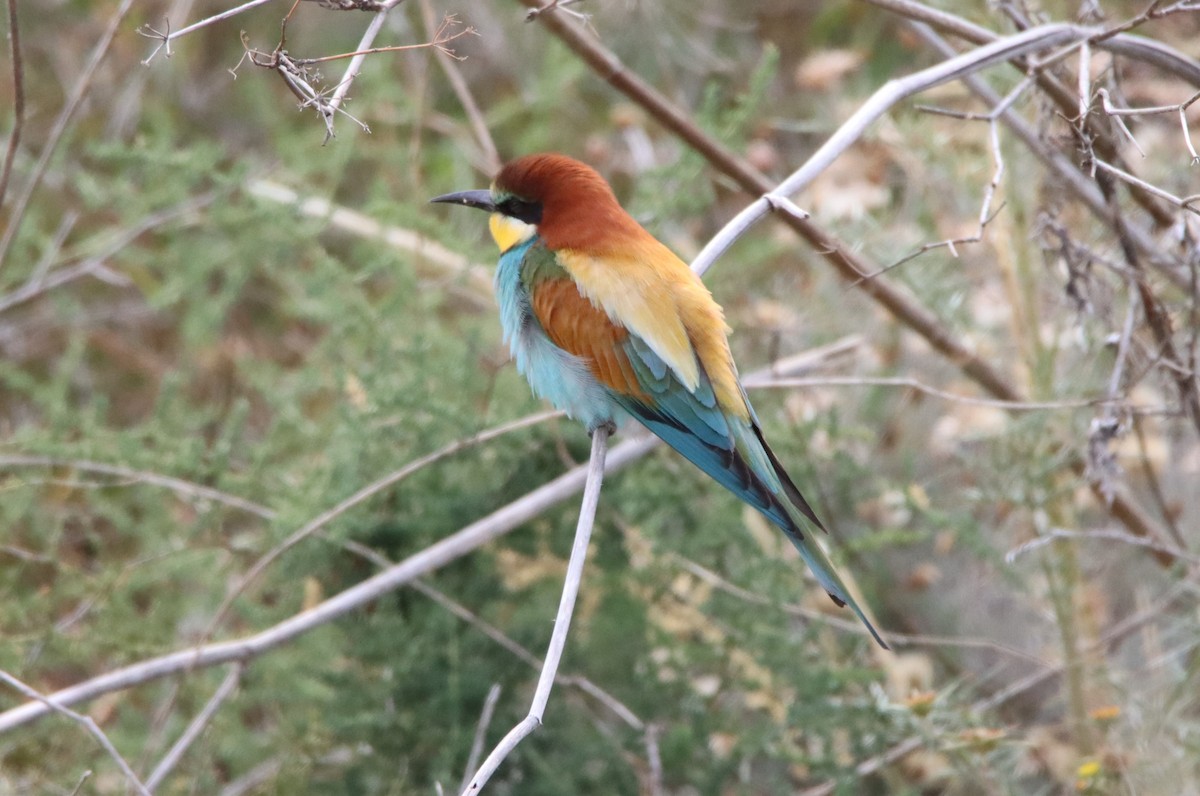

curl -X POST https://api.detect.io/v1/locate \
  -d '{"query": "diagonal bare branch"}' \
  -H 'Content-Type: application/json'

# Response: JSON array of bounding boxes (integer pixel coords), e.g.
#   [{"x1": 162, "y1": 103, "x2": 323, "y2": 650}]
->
[
  {"x1": 201, "y1": 410, "x2": 559, "y2": 637},
  {"x1": 460, "y1": 426, "x2": 610, "y2": 794},
  {"x1": 0, "y1": 0, "x2": 136, "y2": 273},
  {"x1": 0, "y1": 335, "x2": 854, "y2": 736},
  {"x1": 143, "y1": 664, "x2": 243, "y2": 791},
  {"x1": 0, "y1": 0, "x2": 24, "y2": 207},
  {"x1": 520, "y1": 0, "x2": 1174, "y2": 560},
  {"x1": 0, "y1": 434, "x2": 654, "y2": 734},
  {"x1": 0, "y1": 671, "x2": 152, "y2": 795}
]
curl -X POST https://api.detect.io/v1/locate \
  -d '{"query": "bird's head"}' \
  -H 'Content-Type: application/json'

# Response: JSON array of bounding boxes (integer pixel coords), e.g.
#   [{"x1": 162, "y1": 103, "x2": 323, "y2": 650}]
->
[{"x1": 431, "y1": 153, "x2": 639, "y2": 254}]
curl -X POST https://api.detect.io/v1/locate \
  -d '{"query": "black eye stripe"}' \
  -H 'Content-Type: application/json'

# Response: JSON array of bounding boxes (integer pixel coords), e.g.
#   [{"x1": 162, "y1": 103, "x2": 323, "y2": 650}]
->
[{"x1": 498, "y1": 197, "x2": 542, "y2": 225}]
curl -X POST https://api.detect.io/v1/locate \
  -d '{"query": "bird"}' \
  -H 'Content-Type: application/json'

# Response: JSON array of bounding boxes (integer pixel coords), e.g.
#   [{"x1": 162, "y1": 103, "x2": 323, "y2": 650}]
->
[{"x1": 431, "y1": 153, "x2": 886, "y2": 648}]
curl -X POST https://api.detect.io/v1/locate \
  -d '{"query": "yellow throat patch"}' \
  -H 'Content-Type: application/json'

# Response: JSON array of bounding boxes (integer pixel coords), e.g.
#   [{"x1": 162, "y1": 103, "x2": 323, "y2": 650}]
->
[{"x1": 489, "y1": 213, "x2": 537, "y2": 253}]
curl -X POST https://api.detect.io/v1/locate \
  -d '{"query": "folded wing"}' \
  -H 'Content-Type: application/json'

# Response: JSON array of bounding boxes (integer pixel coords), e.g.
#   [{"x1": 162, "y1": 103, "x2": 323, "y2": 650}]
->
[{"x1": 528, "y1": 268, "x2": 885, "y2": 646}]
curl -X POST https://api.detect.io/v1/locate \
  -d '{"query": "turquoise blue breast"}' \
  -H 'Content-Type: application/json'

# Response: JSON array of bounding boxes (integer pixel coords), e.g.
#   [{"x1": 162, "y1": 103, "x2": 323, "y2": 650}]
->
[{"x1": 494, "y1": 238, "x2": 616, "y2": 430}]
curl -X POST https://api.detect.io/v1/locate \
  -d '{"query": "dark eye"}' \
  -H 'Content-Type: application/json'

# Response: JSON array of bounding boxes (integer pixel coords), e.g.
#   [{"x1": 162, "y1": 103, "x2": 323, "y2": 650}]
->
[{"x1": 498, "y1": 197, "x2": 542, "y2": 225}]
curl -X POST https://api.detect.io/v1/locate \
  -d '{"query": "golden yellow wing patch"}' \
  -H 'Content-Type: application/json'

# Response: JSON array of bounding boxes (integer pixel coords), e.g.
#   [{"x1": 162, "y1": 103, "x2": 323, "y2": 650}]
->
[
  {"x1": 557, "y1": 241, "x2": 748, "y2": 419},
  {"x1": 558, "y1": 246, "x2": 699, "y2": 390}
]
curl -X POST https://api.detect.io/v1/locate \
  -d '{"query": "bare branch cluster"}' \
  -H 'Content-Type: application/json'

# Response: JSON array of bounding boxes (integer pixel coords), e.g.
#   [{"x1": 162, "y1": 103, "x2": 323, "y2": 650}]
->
[{"x1": 138, "y1": 0, "x2": 474, "y2": 143}]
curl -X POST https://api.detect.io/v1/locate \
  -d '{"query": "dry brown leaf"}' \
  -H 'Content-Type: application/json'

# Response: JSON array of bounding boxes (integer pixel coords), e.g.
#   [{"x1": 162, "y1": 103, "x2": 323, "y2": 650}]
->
[
  {"x1": 303, "y1": 576, "x2": 323, "y2": 611},
  {"x1": 898, "y1": 749, "x2": 953, "y2": 787},
  {"x1": 343, "y1": 372, "x2": 369, "y2": 411},
  {"x1": 905, "y1": 562, "x2": 942, "y2": 591},
  {"x1": 794, "y1": 49, "x2": 865, "y2": 92},
  {"x1": 494, "y1": 545, "x2": 566, "y2": 591},
  {"x1": 88, "y1": 691, "x2": 122, "y2": 727},
  {"x1": 807, "y1": 144, "x2": 891, "y2": 222}
]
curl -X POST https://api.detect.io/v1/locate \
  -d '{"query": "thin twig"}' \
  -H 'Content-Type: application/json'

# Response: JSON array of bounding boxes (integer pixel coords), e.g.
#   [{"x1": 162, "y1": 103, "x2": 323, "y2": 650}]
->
[
  {"x1": 746, "y1": 375, "x2": 1103, "y2": 411},
  {"x1": 0, "y1": 434, "x2": 655, "y2": 733},
  {"x1": 66, "y1": 771, "x2": 92, "y2": 796},
  {"x1": 0, "y1": 0, "x2": 25, "y2": 207},
  {"x1": 525, "y1": 0, "x2": 590, "y2": 22},
  {"x1": 202, "y1": 410, "x2": 558, "y2": 638},
  {"x1": 325, "y1": 1, "x2": 403, "y2": 123},
  {"x1": 419, "y1": 0, "x2": 501, "y2": 172},
  {"x1": 28, "y1": 210, "x2": 79, "y2": 289},
  {"x1": 1006, "y1": 527, "x2": 1200, "y2": 565},
  {"x1": 144, "y1": 664, "x2": 243, "y2": 791},
  {"x1": 1093, "y1": 158, "x2": 1200, "y2": 215},
  {"x1": 1130, "y1": 413, "x2": 1188, "y2": 548},
  {"x1": 1079, "y1": 37, "x2": 1091, "y2": 121},
  {"x1": 1096, "y1": 86, "x2": 1199, "y2": 118},
  {"x1": 460, "y1": 426, "x2": 610, "y2": 794},
  {"x1": 0, "y1": 0, "x2": 136, "y2": 273},
  {"x1": 643, "y1": 724, "x2": 664, "y2": 796},
  {"x1": 672, "y1": 556, "x2": 1052, "y2": 667},
  {"x1": 458, "y1": 684, "x2": 502, "y2": 795},
  {"x1": 299, "y1": 21, "x2": 472, "y2": 66},
  {"x1": 1090, "y1": 0, "x2": 1200, "y2": 42},
  {"x1": 138, "y1": 0, "x2": 276, "y2": 60},
  {"x1": 854, "y1": 106, "x2": 1009, "y2": 284},
  {"x1": 1182, "y1": 92, "x2": 1200, "y2": 163},
  {"x1": 338, "y1": 537, "x2": 644, "y2": 728},
  {"x1": 1096, "y1": 88, "x2": 1146, "y2": 157},
  {"x1": 405, "y1": 577, "x2": 643, "y2": 727},
  {"x1": 0, "y1": 259, "x2": 125, "y2": 315},
  {"x1": 218, "y1": 758, "x2": 283, "y2": 796},
  {"x1": 0, "y1": 671, "x2": 152, "y2": 796},
  {"x1": 0, "y1": 188, "x2": 221, "y2": 315},
  {"x1": 0, "y1": 455, "x2": 274, "y2": 519},
  {"x1": 798, "y1": 738, "x2": 924, "y2": 796}
]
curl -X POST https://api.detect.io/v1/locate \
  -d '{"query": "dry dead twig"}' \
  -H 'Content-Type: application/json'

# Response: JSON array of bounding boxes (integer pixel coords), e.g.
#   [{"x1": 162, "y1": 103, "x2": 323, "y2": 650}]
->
[
  {"x1": 143, "y1": 664, "x2": 243, "y2": 791},
  {"x1": 0, "y1": 0, "x2": 25, "y2": 208},
  {"x1": 0, "y1": 0, "x2": 136, "y2": 274},
  {"x1": 0, "y1": 671, "x2": 152, "y2": 795},
  {"x1": 142, "y1": 1, "x2": 472, "y2": 142}
]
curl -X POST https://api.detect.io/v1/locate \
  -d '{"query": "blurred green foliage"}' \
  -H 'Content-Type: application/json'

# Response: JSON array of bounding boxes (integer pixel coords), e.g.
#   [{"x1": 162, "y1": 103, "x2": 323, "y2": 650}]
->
[{"x1": 2, "y1": 0, "x2": 1199, "y2": 794}]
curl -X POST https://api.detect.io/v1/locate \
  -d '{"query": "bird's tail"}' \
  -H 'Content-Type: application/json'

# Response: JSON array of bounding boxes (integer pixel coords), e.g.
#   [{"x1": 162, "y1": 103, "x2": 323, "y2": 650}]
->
[
  {"x1": 736, "y1": 423, "x2": 889, "y2": 650},
  {"x1": 780, "y1": 506, "x2": 889, "y2": 649}
]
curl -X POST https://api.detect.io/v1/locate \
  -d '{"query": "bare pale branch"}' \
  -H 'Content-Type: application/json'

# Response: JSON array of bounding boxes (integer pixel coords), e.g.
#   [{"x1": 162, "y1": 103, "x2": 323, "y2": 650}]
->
[
  {"x1": 461, "y1": 427, "x2": 610, "y2": 794},
  {"x1": 0, "y1": 671, "x2": 152, "y2": 795},
  {"x1": 0, "y1": 434, "x2": 656, "y2": 734},
  {"x1": 144, "y1": 664, "x2": 243, "y2": 791}
]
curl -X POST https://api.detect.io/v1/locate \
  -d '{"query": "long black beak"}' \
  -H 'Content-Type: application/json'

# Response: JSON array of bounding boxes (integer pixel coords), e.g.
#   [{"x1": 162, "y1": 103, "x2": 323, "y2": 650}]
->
[{"x1": 429, "y1": 189, "x2": 496, "y2": 212}]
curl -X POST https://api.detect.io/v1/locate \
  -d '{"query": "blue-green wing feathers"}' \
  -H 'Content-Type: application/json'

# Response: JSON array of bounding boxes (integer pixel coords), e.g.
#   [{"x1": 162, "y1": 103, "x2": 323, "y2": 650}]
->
[{"x1": 616, "y1": 335, "x2": 888, "y2": 648}]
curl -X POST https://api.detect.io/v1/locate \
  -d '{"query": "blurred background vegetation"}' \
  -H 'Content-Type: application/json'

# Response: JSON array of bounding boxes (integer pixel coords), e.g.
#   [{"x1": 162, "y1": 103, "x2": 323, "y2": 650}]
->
[{"x1": 1, "y1": 0, "x2": 1199, "y2": 793}]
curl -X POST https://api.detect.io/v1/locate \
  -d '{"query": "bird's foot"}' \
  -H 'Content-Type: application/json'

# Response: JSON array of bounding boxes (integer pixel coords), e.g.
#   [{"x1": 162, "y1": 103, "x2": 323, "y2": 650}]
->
[{"x1": 587, "y1": 419, "x2": 617, "y2": 438}]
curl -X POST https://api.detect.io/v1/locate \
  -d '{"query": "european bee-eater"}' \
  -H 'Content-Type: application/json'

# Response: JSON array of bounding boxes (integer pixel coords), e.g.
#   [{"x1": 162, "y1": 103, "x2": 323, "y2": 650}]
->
[{"x1": 432, "y1": 153, "x2": 886, "y2": 648}]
